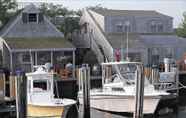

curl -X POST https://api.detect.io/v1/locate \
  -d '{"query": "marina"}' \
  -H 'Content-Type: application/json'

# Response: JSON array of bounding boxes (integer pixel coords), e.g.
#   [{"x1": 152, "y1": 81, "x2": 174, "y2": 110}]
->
[{"x1": 0, "y1": 1, "x2": 186, "y2": 118}]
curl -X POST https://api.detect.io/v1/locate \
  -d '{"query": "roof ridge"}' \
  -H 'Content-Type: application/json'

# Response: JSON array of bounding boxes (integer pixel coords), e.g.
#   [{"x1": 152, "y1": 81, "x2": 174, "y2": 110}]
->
[
  {"x1": 1, "y1": 13, "x2": 21, "y2": 37},
  {"x1": 1, "y1": 4, "x2": 64, "y2": 38},
  {"x1": 91, "y1": 9, "x2": 172, "y2": 18}
]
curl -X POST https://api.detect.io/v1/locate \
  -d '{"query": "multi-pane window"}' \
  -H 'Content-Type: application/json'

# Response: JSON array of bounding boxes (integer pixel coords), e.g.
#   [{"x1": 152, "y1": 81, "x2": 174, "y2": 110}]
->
[
  {"x1": 165, "y1": 47, "x2": 173, "y2": 58},
  {"x1": 22, "y1": 13, "x2": 43, "y2": 23},
  {"x1": 124, "y1": 21, "x2": 131, "y2": 32},
  {"x1": 116, "y1": 24, "x2": 123, "y2": 32},
  {"x1": 19, "y1": 53, "x2": 30, "y2": 63},
  {"x1": 150, "y1": 21, "x2": 156, "y2": 32},
  {"x1": 29, "y1": 13, "x2": 37, "y2": 22},
  {"x1": 157, "y1": 23, "x2": 163, "y2": 32},
  {"x1": 150, "y1": 20, "x2": 163, "y2": 33},
  {"x1": 116, "y1": 21, "x2": 131, "y2": 32},
  {"x1": 151, "y1": 48, "x2": 159, "y2": 65},
  {"x1": 123, "y1": 25, "x2": 131, "y2": 32}
]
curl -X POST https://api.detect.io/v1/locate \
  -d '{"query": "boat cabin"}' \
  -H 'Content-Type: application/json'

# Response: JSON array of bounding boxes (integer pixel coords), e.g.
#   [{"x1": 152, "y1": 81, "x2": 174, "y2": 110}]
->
[
  {"x1": 101, "y1": 62, "x2": 142, "y2": 92},
  {"x1": 26, "y1": 66, "x2": 55, "y2": 104}
]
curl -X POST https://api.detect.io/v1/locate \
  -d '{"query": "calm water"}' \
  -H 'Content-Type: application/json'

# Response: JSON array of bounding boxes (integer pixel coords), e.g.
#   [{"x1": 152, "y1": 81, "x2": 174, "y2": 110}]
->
[{"x1": 86, "y1": 107, "x2": 186, "y2": 118}]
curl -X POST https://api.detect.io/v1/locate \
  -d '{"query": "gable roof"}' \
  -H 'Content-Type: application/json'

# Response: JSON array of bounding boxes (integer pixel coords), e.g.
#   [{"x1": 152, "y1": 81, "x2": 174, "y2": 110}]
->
[
  {"x1": 4, "y1": 37, "x2": 75, "y2": 52},
  {"x1": 91, "y1": 9, "x2": 172, "y2": 19},
  {"x1": 0, "y1": 4, "x2": 64, "y2": 38}
]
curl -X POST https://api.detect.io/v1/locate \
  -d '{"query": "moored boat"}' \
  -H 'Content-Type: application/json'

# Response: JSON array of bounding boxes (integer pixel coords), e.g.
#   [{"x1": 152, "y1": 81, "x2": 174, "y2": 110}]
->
[
  {"x1": 78, "y1": 61, "x2": 172, "y2": 114},
  {"x1": 26, "y1": 65, "x2": 76, "y2": 118}
]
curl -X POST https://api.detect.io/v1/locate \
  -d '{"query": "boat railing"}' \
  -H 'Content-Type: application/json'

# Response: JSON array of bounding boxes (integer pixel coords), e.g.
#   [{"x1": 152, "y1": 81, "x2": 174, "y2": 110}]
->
[{"x1": 144, "y1": 66, "x2": 179, "y2": 92}]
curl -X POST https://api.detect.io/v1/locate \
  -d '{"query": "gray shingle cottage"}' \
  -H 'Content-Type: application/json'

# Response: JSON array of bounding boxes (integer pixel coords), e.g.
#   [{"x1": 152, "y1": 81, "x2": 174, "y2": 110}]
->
[
  {"x1": 0, "y1": 4, "x2": 76, "y2": 75},
  {"x1": 79, "y1": 9, "x2": 186, "y2": 66}
]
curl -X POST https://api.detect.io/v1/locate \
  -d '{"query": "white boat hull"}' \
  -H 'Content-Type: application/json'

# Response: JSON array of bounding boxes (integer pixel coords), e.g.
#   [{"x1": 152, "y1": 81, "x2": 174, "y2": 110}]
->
[{"x1": 79, "y1": 94, "x2": 161, "y2": 114}]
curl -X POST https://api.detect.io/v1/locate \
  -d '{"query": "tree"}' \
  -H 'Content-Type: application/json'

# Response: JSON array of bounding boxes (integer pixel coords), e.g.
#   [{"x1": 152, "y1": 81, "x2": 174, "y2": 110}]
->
[
  {"x1": 39, "y1": 3, "x2": 80, "y2": 38},
  {"x1": 59, "y1": 17, "x2": 80, "y2": 38},
  {"x1": 87, "y1": 4, "x2": 107, "y2": 10},
  {"x1": 176, "y1": 12, "x2": 186, "y2": 38},
  {"x1": 0, "y1": 0, "x2": 17, "y2": 29},
  {"x1": 39, "y1": 3, "x2": 73, "y2": 18}
]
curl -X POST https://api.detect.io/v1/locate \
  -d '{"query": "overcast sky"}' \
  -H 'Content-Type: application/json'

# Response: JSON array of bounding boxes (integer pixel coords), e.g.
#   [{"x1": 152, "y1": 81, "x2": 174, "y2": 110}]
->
[{"x1": 17, "y1": 0, "x2": 186, "y2": 28}]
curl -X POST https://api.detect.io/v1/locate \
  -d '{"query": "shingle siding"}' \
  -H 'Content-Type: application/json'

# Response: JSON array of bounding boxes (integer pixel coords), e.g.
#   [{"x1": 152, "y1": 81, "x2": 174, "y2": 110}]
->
[
  {"x1": 105, "y1": 16, "x2": 135, "y2": 33},
  {"x1": 92, "y1": 9, "x2": 173, "y2": 34},
  {"x1": 80, "y1": 9, "x2": 185, "y2": 64}
]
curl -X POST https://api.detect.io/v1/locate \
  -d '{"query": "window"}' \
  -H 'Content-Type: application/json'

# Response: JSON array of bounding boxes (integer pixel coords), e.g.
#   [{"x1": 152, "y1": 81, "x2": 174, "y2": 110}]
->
[
  {"x1": 124, "y1": 21, "x2": 131, "y2": 32},
  {"x1": 165, "y1": 47, "x2": 173, "y2": 58},
  {"x1": 157, "y1": 23, "x2": 163, "y2": 32},
  {"x1": 115, "y1": 21, "x2": 131, "y2": 32},
  {"x1": 150, "y1": 21, "x2": 156, "y2": 32},
  {"x1": 116, "y1": 24, "x2": 123, "y2": 32},
  {"x1": 38, "y1": 52, "x2": 50, "y2": 65},
  {"x1": 19, "y1": 53, "x2": 30, "y2": 63},
  {"x1": 150, "y1": 20, "x2": 163, "y2": 33},
  {"x1": 29, "y1": 13, "x2": 37, "y2": 22},
  {"x1": 123, "y1": 25, "x2": 131, "y2": 32},
  {"x1": 33, "y1": 80, "x2": 48, "y2": 92},
  {"x1": 128, "y1": 53, "x2": 141, "y2": 62},
  {"x1": 151, "y1": 48, "x2": 159, "y2": 65}
]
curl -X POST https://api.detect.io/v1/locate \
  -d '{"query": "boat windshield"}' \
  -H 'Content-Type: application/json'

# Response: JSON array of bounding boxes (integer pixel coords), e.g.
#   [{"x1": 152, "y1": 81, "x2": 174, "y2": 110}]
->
[
  {"x1": 103, "y1": 63, "x2": 137, "y2": 84},
  {"x1": 33, "y1": 79, "x2": 51, "y2": 92}
]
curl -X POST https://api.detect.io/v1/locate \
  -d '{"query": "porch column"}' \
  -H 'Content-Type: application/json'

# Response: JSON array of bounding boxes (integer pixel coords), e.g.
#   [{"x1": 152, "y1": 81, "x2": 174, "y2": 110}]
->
[
  {"x1": 10, "y1": 51, "x2": 13, "y2": 73},
  {"x1": 72, "y1": 50, "x2": 75, "y2": 78},
  {"x1": 50, "y1": 51, "x2": 53, "y2": 66},
  {"x1": 30, "y1": 50, "x2": 33, "y2": 72},
  {"x1": 35, "y1": 51, "x2": 37, "y2": 65}
]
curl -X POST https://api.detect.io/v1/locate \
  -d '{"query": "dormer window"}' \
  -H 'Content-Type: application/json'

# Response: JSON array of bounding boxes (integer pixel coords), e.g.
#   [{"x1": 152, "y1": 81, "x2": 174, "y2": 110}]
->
[
  {"x1": 22, "y1": 12, "x2": 43, "y2": 23},
  {"x1": 29, "y1": 13, "x2": 37, "y2": 22}
]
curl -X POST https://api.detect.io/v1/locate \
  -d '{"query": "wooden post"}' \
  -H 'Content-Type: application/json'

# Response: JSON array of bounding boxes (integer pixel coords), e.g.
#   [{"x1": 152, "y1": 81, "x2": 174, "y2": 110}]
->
[
  {"x1": 72, "y1": 50, "x2": 75, "y2": 78},
  {"x1": 82, "y1": 64, "x2": 90, "y2": 118},
  {"x1": 51, "y1": 51, "x2": 53, "y2": 67},
  {"x1": 15, "y1": 73, "x2": 20, "y2": 118},
  {"x1": 175, "y1": 65, "x2": 179, "y2": 115},
  {"x1": 15, "y1": 71, "x2": 27, "y2": 118},
  {"x1": 133, "y1": 64, "x2": 144, "y2": 118},
  {"x1": 30, "y1": 50, "x2": 33, "y2": 72},
  {"x1": 35, "y1": 51, "x2": 37, "y2": 65},
  {"x1": 10, "y1": 51, "x2": 13, "y2": 73}
]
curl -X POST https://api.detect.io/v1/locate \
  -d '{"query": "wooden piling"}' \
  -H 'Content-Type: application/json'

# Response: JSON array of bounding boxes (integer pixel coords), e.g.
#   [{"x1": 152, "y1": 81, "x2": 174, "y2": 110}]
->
[
  {"x1": 15, "y1": 71, "x2": 27, "y2": 118},
  {"x1": 133, "y1": 65, "x2": 144, "y2": 118},
  {"x1": 82, "y1": 64, "x2": 91, "y2": 118}
]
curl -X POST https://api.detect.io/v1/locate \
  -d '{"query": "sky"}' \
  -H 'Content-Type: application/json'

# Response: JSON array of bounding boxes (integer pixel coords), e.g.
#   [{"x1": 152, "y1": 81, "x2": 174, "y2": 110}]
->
[{"x1": 17, "y1": 0, "x2": 186, "y2": 28}]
